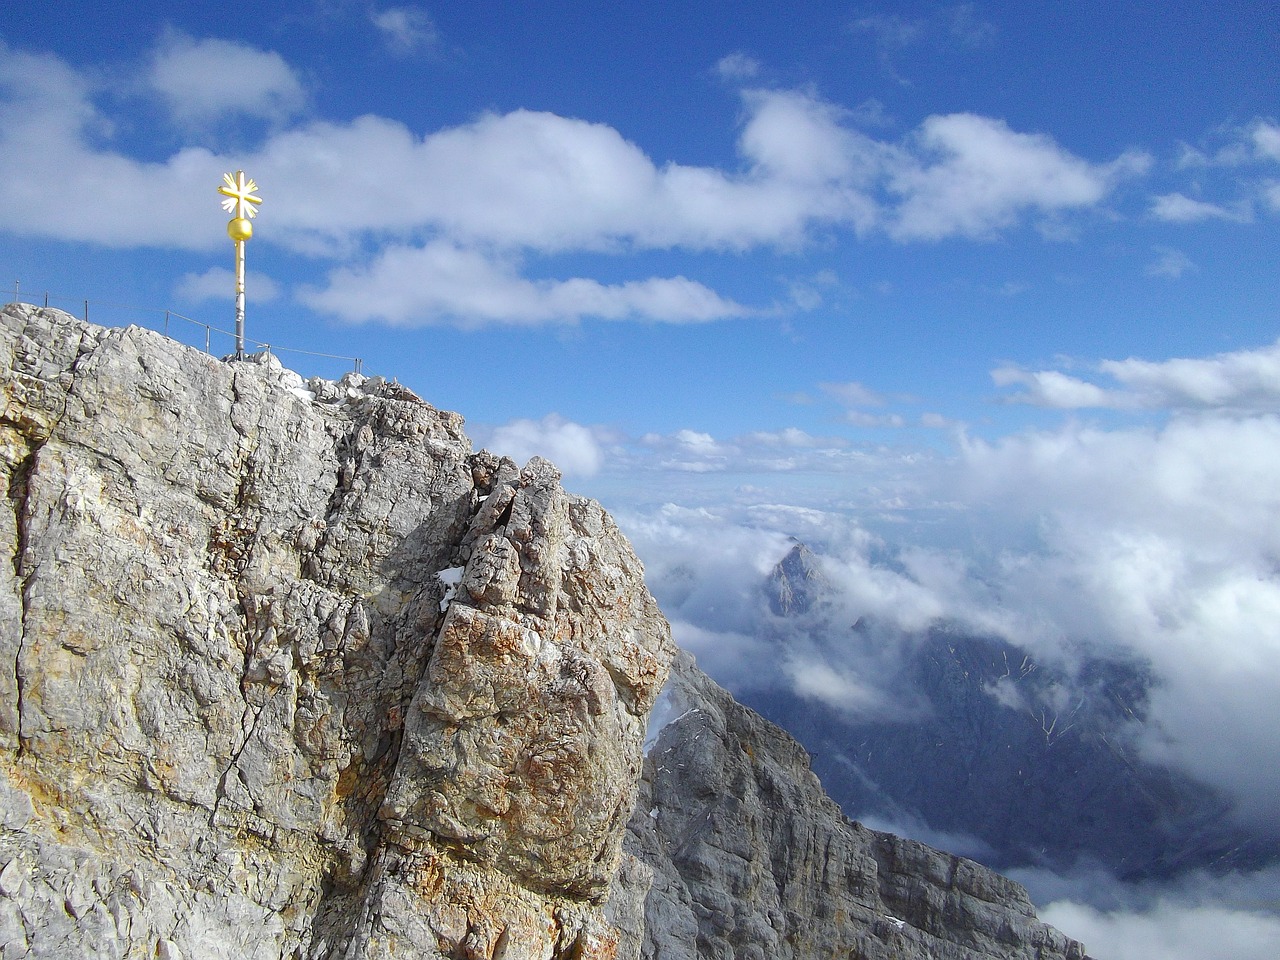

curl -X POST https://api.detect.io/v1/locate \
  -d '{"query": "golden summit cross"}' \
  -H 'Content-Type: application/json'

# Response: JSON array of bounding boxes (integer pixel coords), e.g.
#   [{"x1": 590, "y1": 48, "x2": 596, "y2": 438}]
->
[
  {"x1": 218, "y1": 171, "x2": 261, "y2": 222},
  {"x1": 217, "y1": 170, "x2": 262, "y2": 360}
]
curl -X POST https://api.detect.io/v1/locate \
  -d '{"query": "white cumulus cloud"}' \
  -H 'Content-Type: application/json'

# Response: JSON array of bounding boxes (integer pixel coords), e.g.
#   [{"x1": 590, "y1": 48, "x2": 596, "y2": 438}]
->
[
  {"x1": 483, "y1": 414, "x2": 605, "y2": 477},
  {"x1": 0, "y1": 38, "x2": 1165, "y2": 329},
  {"x1": 149, "y1": 30, "x2": 306, "y2": 125},
  {"x1": 0, "y1": 40, "x2": 1148, "y2": 261},
  {"x1": 299, "y1": 240, "x2": 746, "y2": 326},
  {"x1": 994, "y1": 340, "x2": 1280, "y2": 412},
  {"x1": 991, "y1": 367, "x2": 1124, "y2": 408},
  {"x1": 887, "y1": 114, "x2": 1149, "y2": 240},
  {"x1": 0, "y1": 42, "x2": 222, "y2": 249}
]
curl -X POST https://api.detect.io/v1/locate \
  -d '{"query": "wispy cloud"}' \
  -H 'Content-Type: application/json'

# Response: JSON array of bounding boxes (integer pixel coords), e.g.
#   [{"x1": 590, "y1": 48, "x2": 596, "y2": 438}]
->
[
  {"x1": 820, "y1": 380, "x2": 887, "y2": 407},
  {"x1": 994, "y1": 340, "x2": 1280, "y2": 412},
  {"x1": 819, "y1": 380, "x2": 913, "y2": 427},
  {"x1": 1266, "y1": 180, "x2": 1280, "y2": 212},
  {"x1": 851, "y1": 4, "x2": 997, "y2": 84},
  {"x1": 1178, "y1": 119, "x2": 1280, "y2": 168},
  {"x1": 1150, "y1": 192, "x2": 1250, "y2": 223},
  {"x1": 1145, "y1": 246, "x2": 1196, "y2": 278},
  {"x1": 844, "y1": 410, "x2": 907, "y2": 427},
  {"x1": 370, "y1": 6, "x2": 439, "y2": 56},
  {"x1": 149, "y1": 29, "x2": 306, "y2": 125},
  {"x1": 175, "y1": 266, "x2": 281, "y2": 303},
  {"x1": 1252, "y1": 120, "x2": 1280, "y2": 162},
  {"x1": 947, "y1": 3, "x2": 999, "y2": 47},
  {"x1": 1164, "y1": 119, "x2": 1280, "y2": 222},
  {"x1": 715, "y1": 52, "x2": 760, "y2": 80}
]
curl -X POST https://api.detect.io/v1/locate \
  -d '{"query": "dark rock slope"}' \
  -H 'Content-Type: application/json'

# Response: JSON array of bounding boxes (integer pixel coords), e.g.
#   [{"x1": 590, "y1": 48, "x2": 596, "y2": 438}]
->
[{"x1": 609, "y1": 650, "x2": 1089, "y2": 960}]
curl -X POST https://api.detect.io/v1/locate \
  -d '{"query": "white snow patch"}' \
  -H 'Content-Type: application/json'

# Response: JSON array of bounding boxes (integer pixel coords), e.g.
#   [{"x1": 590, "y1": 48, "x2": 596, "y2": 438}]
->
[{"x1": 437, "y1": 566, "x2": 464, "y2": 611}]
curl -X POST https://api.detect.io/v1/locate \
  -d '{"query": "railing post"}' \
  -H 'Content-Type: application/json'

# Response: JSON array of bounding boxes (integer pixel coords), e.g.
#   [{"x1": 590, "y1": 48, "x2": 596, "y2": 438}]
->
[{"x1": 5, "y1": 291, "x2": 367, "y2": 379}]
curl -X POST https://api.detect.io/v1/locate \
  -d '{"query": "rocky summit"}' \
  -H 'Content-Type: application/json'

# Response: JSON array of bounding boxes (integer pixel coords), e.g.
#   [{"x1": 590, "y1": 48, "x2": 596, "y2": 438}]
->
[{"x1": 0, "y1": 303, "x2": 1087, "y2": 959}]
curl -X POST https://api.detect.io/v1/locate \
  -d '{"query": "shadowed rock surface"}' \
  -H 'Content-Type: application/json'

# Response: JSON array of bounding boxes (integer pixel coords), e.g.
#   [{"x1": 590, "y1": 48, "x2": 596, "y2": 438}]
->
[{"x1": 1, "y1": 303, "x2": 1086, "y2": 959}]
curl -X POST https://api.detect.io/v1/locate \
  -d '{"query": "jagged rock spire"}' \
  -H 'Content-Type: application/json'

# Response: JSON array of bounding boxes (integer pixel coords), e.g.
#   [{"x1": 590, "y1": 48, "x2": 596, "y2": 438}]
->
[{"x1": 764, "y1": 539, "x2": 830, "y2": 617}]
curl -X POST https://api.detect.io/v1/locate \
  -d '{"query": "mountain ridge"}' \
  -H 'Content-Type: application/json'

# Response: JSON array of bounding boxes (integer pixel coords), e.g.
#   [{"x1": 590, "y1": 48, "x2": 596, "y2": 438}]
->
[{"x1": 1, "y1": 302, "x2": 1086, "y2": 959}]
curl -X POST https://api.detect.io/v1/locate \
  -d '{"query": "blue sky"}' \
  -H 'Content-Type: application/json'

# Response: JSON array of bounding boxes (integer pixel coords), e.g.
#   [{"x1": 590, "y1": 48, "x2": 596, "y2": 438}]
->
[
  {"x1": 4, "y1": 3, "x2": 1280, "y2": 957},
  {"x1": 3, "y1": 1, "x2": 1278, "y2": 443}
]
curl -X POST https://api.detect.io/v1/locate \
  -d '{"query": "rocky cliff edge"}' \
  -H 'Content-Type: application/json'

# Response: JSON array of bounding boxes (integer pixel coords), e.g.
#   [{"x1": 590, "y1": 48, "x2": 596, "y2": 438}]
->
[{"x1": 0, "y1": 303, "x2": 672, "y2": 958}]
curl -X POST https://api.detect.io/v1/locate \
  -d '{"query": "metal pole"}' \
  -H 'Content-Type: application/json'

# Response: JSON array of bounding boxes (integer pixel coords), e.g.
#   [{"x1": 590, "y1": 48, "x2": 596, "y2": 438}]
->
[
  {"x1": 12, "y1": 279, "x2": 17, "y2": 302},
  {"x1": 219, "y1": 171, "x2": 259, "y2": 361},
  {"x1": 234, "y1": 238, "x2": 246, "y2": 359},
  {"x1": 84, "y1": 300, "x2": 89, "y2": 323}
]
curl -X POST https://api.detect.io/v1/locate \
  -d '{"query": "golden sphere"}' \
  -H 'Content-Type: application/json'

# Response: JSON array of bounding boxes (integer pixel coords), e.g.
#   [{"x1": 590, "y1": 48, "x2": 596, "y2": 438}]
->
[{"x1": 227, "y1": 218, "x2": 253, "y2": 241}]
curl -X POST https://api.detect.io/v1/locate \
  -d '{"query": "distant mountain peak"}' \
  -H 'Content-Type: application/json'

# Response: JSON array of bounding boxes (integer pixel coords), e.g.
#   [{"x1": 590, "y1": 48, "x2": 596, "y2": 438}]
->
[{"x1": 765, "y1": 540, "x2": 830, "y2": 616}]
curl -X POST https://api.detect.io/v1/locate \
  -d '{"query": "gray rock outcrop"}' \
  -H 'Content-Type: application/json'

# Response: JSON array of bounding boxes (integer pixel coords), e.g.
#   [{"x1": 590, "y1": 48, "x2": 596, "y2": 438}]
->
[{"x1": 0, "y1": 303, "x2": 673, "y2": 958}]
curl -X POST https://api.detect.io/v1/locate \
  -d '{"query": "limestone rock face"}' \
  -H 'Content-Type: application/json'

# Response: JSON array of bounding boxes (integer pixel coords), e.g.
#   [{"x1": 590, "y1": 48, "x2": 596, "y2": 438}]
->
[
  {"x1": 0, "y1": 304, "x2": 673, "y2": 959},
  {"x1": 609, "y1": 651, "x2": 1092, "y2": 960}
]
